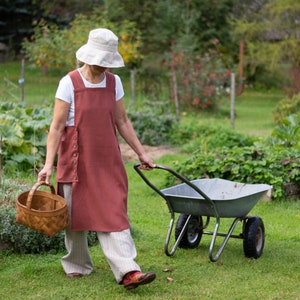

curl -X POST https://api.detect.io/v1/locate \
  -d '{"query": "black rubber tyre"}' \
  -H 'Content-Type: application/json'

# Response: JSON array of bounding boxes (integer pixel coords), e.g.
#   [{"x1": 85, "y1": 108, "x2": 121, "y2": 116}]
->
[
  {"x1": 243, "y1": 216, "x2": 265, "y2": 258},
  {"x1": 175, "y1": 214, "x2": 203, "y2": 248}
]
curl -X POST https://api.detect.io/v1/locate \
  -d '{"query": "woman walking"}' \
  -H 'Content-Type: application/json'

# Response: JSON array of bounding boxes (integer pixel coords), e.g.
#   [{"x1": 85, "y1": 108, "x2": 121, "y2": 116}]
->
[{"x1": 38, "y1": 28, "x2": 156, "y2": 290}]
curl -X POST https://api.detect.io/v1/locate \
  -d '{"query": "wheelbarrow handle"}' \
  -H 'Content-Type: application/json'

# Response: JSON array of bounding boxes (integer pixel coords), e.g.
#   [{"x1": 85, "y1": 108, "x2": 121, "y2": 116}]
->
[
  {"x1": 134, "y1": 163, "x2": 214, "y2": 204},
  {"x1": 134, "y1": 164, "x2": 167, "y2": 199}
]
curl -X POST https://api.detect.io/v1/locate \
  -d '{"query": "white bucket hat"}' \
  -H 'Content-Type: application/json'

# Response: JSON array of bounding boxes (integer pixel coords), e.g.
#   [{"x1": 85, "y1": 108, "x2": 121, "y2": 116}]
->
[{"x1": 76, "y1": 28, "x2": 125, "y2": 68}]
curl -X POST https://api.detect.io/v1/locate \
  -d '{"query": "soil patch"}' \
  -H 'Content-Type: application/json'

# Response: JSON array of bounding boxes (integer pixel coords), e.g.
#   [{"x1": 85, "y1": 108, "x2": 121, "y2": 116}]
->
[{"x1": 120, "y1": 143, "x2": 177, "y2": 162}]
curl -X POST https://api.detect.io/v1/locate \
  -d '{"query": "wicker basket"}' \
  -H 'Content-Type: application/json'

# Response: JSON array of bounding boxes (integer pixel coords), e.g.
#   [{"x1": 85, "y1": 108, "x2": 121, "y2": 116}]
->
[{"x1": 16, "y1": 181, "x2": 68, "y2": 237}]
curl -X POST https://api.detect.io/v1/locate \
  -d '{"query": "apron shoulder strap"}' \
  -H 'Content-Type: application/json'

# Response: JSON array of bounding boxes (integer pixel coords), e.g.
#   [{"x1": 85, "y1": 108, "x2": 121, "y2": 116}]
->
[
  {"x1": 68, "y1": 70, "x2": 85, "y2": 90},
  {"x1": 105, "y1": 71, "x2": 116, "y2": 92}
]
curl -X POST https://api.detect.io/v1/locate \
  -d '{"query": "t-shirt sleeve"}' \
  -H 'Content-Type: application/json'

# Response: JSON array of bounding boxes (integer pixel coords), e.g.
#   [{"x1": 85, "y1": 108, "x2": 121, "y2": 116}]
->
[
  {"x1": 55, "y1": 75, "x2": 74, "y2": 104},
  {"x1": 115, "y1": 74, "x2": 125, "y2": 101}
]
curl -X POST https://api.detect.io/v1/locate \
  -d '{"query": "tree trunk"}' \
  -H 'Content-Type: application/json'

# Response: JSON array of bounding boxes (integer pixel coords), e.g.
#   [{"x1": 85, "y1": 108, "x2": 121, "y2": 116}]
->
[{"x1": 237, "y1": 40, "x2": 244, "y2": 96}]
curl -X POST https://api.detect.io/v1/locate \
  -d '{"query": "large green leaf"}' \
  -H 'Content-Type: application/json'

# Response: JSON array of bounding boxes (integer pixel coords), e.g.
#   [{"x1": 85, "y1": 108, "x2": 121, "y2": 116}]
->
[{"x1": 0, "y1": 114, "x2": 24, "y2": 146}]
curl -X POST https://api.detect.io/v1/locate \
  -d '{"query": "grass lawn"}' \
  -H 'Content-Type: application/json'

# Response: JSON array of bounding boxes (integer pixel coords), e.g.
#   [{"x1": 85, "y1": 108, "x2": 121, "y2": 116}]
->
[
  {"x1": 0, "y1": 61, "x2": 63, "y2": 106},
  {"x1": 0, "y1": 157, "x2": 299, "y2": 299},
  {"x1": 176, "y1": 90, "x2": 283, "y2": 141},
  {"x1": 233, "y1": 91, "x2": 283, "y2": 137}
]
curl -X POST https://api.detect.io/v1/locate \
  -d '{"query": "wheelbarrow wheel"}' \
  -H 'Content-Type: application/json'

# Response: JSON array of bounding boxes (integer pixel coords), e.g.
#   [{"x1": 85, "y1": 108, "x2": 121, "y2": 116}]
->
[
  {"x1": 243, "y1": 216, "x2": 265, "y2": 258},
  {"x1": 175, "y1": 214, "x2": 203, "y2": 249}
]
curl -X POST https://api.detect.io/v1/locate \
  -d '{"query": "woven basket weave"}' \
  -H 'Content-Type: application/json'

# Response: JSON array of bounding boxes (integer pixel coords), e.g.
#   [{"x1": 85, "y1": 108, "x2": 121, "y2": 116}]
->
[{"x1": 16, "y1": 181, "x2": 68, "y2": 237}]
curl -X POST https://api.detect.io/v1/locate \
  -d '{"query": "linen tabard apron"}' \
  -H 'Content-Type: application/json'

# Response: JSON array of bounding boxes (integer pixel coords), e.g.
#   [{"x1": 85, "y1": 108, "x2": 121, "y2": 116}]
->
[{"x1": 56, "y1": 70, "x2": 129, "y2": 232}]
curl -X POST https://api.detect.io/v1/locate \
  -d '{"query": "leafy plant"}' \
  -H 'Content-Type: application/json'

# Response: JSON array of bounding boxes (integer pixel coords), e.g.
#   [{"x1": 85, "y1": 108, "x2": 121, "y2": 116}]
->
[
  {"x1": 127, "y1": 100, "x2": 177, "y2": 146},
  {"x1": 273, "y1": 93, "x2": 300, "y2": 123},
  {"x1": 0, "y1": 102, "x2": 52, "y2": 174},
  {"x1": 172, "y1": 144, "x2": 300, "y2": 200},
  {"x1": 169, "y1": 122, "x2": 256, "y2": 151},
  {"x1": 269, "y1": 114, "x2": 300, "y2": 147}
]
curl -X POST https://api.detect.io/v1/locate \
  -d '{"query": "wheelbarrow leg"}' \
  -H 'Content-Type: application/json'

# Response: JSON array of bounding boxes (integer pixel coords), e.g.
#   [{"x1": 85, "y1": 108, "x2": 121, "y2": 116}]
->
[
  {"x1": 165, "y1": 212, "x2": 192, "y2": 256},
  {"x1": 208, "y1": 217, "x2": 242, "y2": 262}
]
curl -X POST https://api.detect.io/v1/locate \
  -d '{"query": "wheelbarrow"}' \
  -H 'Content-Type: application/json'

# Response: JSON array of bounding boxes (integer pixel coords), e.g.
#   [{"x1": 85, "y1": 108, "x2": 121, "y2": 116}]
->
[{"x1": 134, "y1": 164, "x2": 272, "y2": 262}]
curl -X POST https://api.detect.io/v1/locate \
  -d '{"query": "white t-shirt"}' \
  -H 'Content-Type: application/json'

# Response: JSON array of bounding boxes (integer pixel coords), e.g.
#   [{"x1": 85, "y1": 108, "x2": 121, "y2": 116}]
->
[{"x1": 55, "y1": 70, "x2": 125, "y2": 126}]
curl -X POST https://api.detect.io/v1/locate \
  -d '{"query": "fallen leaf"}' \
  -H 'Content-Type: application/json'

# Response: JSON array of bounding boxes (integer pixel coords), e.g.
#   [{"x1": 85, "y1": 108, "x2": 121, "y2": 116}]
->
[{"x1": 163, "y1": 268, "x2": 174, "y2": 272}]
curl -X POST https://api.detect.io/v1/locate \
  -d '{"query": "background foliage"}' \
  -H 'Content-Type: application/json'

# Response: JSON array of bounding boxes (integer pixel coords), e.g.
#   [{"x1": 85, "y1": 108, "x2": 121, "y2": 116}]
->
[
  {"x1": 22, "y1": 14, "x2": 142, "y2": 73},
  {"x1": 273, "y1": 93, "x2": 300, "y2": 124},
  {"x1": 232, "y1": 0, "x2": 300, "y2": 95},
  {"x1": 167, "y1": 41, "x2": 231, "y2": 110}
]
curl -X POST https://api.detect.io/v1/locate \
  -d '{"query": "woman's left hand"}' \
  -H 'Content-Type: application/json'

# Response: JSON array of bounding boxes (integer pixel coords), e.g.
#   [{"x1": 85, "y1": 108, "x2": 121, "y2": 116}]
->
[{"x1": 138, "y1": 153, "x2": 156, "y2": 170}]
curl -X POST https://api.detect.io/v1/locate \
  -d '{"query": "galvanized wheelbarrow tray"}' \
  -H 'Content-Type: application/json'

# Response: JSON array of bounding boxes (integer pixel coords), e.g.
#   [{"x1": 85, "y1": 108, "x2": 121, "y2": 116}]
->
[{"x1": 134, "y1": 164, "x2": 272, "y2": 262}]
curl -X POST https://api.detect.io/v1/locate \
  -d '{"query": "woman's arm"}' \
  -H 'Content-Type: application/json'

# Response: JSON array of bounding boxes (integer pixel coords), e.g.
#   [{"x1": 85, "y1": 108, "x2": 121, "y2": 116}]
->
[
  {"x1": 115, "y1": 99, "x2": 155, "y2": 169},
  {"x1": 38, "y1": 98, "x2": 70, "y2": 183}
]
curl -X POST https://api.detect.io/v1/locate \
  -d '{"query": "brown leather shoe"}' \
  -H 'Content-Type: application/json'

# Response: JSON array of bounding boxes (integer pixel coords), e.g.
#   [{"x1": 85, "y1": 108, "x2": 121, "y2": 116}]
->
[
  {"x1": 66, "y1": 272, "x2": 83, "y2": 278},
  {"x1": 123, "y1": 271, "x2": 156, "y2": 290}
]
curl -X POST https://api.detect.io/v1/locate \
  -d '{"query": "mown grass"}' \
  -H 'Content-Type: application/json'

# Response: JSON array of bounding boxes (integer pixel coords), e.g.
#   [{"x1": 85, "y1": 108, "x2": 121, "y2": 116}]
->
[
  {"x1": 233, "y1": 91, "x2": 283, "y2": 137},
  {"x1": 0, "y1": 62, "x2": 298, "y2": 299},
  {"x1": 178, "y1": 90, "x2": 283, "y2": 139},
  {"x1": 0, "y1": 61, "x2": 62, "y2": 106},
  {"x1": 0, "y1": 157, "x2": 300, "y2": 299}
]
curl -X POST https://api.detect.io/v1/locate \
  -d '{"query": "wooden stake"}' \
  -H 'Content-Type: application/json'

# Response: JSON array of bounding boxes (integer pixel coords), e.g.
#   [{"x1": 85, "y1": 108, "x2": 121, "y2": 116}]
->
[
  {"x1": 230, "y1": 73, "x2": 235, "y2": 129},
  {"x1": 20, "y1": 58, "x2": 25, "y2": 105}
]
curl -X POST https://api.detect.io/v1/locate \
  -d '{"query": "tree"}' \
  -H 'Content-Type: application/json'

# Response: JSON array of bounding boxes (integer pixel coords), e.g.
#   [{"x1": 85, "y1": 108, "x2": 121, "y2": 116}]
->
[
  {"x1": 232, "y1": 0, "x2": 300, "y2": 94},
  {"x1": 0, "y1": 0, "x2": 37, "y2": 57},
  {"x1": 105, "y1": 0, "x2": 236, "y2": 57},
  {"x1": 117, "y1": 21, "x2": 143, "y2": 106},
  {"x1": 167, "y1": 40, "x2": 231, "y2": 113},
  {"x1": 22, "y1": 11, "x2": 142, "y2": 80},
  {"x1": 0, "y1": 0, "x2": 104, "y2": 58}
]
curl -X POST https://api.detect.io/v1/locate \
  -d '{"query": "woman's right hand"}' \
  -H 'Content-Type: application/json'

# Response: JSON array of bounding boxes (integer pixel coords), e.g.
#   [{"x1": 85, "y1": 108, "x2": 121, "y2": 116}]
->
[{"x1": 38, "y1": 165, "x2": 53, "y2": 184}]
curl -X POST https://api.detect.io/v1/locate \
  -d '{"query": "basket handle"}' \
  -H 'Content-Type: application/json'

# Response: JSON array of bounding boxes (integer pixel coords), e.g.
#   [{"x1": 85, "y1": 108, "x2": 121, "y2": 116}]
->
[{"x1": 26, "y1": 181, "x2": 56, "y2": 209}]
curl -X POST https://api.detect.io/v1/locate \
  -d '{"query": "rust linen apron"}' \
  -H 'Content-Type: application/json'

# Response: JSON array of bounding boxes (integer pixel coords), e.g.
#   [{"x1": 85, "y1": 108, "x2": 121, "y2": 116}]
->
[{"x1": 56, "y1": 70, "x2": 129, "y2": 232}]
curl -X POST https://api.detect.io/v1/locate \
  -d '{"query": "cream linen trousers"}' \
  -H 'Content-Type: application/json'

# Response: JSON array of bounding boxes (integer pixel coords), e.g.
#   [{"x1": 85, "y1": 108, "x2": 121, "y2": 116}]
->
[{"x1": 58, "y1": 183, "x2": 141, "y2": 283}]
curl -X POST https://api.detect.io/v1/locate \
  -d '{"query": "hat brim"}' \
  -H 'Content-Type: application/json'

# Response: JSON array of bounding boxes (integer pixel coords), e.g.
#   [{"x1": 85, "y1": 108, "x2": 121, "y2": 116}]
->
[{"x1": 76, "y1": 44, "x2": 125, "y2": 68}]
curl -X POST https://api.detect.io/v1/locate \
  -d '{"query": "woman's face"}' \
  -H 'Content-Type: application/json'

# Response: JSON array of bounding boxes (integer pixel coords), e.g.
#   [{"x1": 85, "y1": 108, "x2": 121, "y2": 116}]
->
[{"x1": 90, "y1": 65, "x2": 107, "y2": 74}]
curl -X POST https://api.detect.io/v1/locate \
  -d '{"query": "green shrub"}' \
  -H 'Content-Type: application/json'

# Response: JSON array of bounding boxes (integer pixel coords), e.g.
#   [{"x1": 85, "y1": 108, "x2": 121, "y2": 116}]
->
[
  {"x1": 0, "y1": 206, "x2": 98, "y2": 254},
  {"x1": 127, "y1": 100, "x2": 177, "y2": 146},
  {"x1": 0, "y1": 206, "x2": 65, "y2": 254},
  {"x1": 269, "y1": 114, "x2": 300, "y2": 147},
  {"x1": 273, "y1": 93, "x2": 300, "y2": 123},
  {"x1": 167, "y1": 44, "x2": 230, "y2": 110},
  {"x1": 166, "y1": 116, "x2": 300, "y2": 201},
  {"x1": 169, "y1": 122, "x2": 256, "y2": 151},
  {"x1": 171, "y1": 144, "x2": 300, "y2": 200}
]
